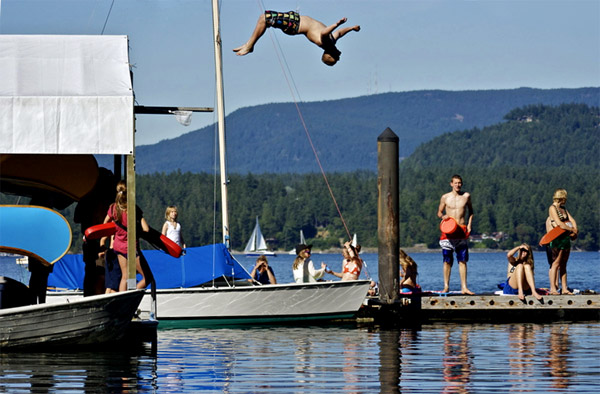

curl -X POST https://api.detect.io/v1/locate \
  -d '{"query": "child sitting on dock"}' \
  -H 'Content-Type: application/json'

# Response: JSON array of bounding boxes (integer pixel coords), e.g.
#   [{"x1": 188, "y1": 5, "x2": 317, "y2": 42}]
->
[
  {"x1": 502, "y1": 244, "x2": 542, "y2": 301},
  {"x1": 234, "y1": 11, "x2": 360, "y2": 66},
  {"x1": 399, "y1": 249, "x2": 421, "y2": 293}
]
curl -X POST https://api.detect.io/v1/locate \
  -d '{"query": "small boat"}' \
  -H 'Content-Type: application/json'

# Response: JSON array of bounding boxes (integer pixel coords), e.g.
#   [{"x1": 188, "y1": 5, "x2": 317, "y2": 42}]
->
[
  {"x1": 0, "y1": 276, "x2": 145, "y2": 350},
  {"x1": 47, "y1": 244, "x2": 371, "y2": 326},
  {"x1": 244, "y1": 217, "x2": 276, "y2": 257},
  {"x1": 288, "y1": 230, "x2": 307, "y2": 254}
]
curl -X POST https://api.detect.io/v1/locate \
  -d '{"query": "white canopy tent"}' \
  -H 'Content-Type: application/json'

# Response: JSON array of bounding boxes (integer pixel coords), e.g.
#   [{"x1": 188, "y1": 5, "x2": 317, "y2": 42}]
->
[
  {"x1": 0, "y1": 35, "x2": 133, "y2": 155},
  {"x1": 0, "y1": 35, "x2": 139, "y2": 287}
]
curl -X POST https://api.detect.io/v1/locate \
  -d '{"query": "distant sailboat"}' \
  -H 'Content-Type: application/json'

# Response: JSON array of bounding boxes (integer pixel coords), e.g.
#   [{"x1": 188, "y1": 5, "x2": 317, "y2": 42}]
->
[
  {"x1": 244, "y1": 217, "x2": 276, "y2": 257},
  {"x1": 288, "y1": 230, "x2": 307, "y2": 254}
]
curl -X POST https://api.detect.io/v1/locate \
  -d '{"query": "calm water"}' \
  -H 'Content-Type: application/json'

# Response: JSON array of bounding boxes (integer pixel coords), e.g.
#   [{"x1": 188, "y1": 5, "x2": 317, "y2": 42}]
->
[{"x1": 1, "y1": 252, "x2": 599, "y2": 393}]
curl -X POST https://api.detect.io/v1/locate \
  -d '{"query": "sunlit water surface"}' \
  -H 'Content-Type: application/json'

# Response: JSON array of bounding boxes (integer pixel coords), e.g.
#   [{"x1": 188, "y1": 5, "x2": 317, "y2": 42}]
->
[{"x1": 1, "y1": 252, "x2": 599, "y2": 393}]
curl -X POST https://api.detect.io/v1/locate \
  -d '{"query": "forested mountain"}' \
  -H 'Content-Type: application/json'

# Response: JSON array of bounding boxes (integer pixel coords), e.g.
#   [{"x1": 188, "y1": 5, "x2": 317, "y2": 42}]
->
[
  {"x1": 3, "y1": 104, "x2": 597, "y2": 253},
  {"x1": 131, "y1": 88, "x2": 599, "y2": 174},
  {"x1": 50, "y1": 104, "x2": 599, "y2": 253}
]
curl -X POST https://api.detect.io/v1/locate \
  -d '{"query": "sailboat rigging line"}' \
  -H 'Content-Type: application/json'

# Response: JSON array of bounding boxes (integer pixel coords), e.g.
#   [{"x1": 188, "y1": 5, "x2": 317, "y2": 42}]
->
[
  {"x1": 258, "y1": 4, "x2": 353, "y2": 242},
  {"x1": 100, "y1": 0, "x2": 116, "y2": 35},
  {"x1": 212, "y1": 104, "x2": 220, "y2": 287}
]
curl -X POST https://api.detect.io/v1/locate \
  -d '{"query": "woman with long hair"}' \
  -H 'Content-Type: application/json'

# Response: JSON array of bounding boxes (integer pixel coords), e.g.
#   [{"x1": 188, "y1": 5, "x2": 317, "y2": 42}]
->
[
  {"x1": 503, "y1": 243, "x2": 542, "y2": 301},
  {"x1": 292, "y1": 244, "x2": 326, "y2": 283},
  {"x1": 100, "y1": 180, "x2": 153, "y2": 292}
]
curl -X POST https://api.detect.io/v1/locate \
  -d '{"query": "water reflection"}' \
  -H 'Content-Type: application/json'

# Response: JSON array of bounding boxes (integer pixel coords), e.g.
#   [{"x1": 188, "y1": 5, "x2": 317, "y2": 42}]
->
[
  {"x1": 507, "y1": 323, "x2": 538, "y2": 392},
  {"x1": 0, "y1": 346, "x2": 156, "y2": 393},
  {"x1": 441, "y1": 326, "x2": 473, "y2": 394},
  {"x1": 545, "y1": 324, "x2": 573, "y2": 391},
  {"x1": 0, "y1": 323, "x2": 598, "y2": 393},
  {"x1": 378, "y1": 329, "x2": 400, "y2": 393}
]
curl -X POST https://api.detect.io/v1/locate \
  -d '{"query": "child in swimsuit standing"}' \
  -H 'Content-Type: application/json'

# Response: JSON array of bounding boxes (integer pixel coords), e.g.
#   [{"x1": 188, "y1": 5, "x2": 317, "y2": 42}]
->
[
  {"x1": 161, "y1": 205, "x2": 186, "y2": 248},
  {"x1": 234, "y1": 10, "x2": 360, "y2": 66}
]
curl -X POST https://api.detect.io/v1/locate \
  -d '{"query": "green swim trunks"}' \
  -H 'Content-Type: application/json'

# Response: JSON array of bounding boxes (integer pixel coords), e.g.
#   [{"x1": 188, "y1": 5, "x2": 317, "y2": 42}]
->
[
  {"x1": 265, "y1": 10, "x2": 300, "y2": 36},
  {"x1": 549, "y1": 232, "x2": 571, "y2": 250}
]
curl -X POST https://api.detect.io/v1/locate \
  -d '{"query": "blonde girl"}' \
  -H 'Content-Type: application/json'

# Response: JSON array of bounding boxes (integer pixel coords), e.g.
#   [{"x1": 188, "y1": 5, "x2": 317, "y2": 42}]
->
[
  {"x1": 547, "y1": 189, "x2": 578, "y2": 295},
  {"x1": 161, "y1": 205, "x2": 186, "y2": 248}
]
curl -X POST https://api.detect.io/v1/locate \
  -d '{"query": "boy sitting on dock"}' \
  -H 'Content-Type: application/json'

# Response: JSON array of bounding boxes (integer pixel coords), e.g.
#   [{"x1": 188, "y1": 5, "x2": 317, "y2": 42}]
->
[{"x1": 233, "y1": 10, "x2": 360, "y2": 66}]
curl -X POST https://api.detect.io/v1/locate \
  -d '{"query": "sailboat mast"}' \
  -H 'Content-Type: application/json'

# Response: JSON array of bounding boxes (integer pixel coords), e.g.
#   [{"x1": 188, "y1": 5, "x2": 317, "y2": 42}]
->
[{"x1": 211, "y1": 0, "x2": 230, "y2": 248}]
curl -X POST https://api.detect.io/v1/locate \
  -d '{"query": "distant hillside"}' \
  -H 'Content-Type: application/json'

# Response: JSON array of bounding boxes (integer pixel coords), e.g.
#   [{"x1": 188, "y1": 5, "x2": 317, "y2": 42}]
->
[
  {"x1": 402, "y1": 103, "x2": 600, "y2": 169},
  {"x1": 132, "y1": 87, "x2": 599, "y2": 174}
]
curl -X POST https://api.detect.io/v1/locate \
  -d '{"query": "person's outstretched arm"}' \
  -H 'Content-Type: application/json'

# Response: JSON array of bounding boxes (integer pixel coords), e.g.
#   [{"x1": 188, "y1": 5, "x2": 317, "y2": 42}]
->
[{"x1": 321, "y1": 17, "x2": 347, "y2": 38}]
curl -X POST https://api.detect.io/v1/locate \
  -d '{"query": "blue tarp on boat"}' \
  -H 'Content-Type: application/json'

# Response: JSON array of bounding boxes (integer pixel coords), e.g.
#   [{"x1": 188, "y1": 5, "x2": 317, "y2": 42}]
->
[{"x1": 48, "y1": 243, "x2": 251, "y2": 290}]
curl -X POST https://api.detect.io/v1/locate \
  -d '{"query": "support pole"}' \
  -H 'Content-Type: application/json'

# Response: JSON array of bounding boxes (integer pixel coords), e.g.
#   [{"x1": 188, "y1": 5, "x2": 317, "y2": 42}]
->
[
  {"x1": 212, "y1": 0, "x2": 230, "y2": 248},
  {"x1": 377, "y1": 127, "x2": 399, "y2": 304},
  {"x1": 126, "y1": 154, "x2": 136, "y2": 290}
]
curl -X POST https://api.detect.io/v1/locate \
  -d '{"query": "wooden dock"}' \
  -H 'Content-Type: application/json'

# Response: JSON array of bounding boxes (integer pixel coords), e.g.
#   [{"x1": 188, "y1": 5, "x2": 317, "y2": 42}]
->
[{"x1": 359, "y1": 293, "x2": 600, "y2": 324}]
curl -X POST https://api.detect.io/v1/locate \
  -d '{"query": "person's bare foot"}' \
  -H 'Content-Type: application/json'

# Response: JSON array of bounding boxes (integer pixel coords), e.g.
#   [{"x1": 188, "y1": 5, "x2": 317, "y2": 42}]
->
[
  {"x1": 442, "y1": 287, "x2": 449, "y2": 293},
  {"x1": 462, "y1": 288, "x2": 475, "y2": 295},
  {"x1": 549, "y1": 290, "x2": 560, "y2": 295},
  {"x1": 352, "y1": 25, "x2": 361, "y2": 32},
  {"x1": 562, "y1": 289, "x2": 573, "y2": 295},
  {"x1": 532, "y1": 293, "x2": 543, "y2": 301},
  {"x1": 233, "y1": 44, "x2": 253, "y2": 56},
  {"x1": 518, "y1": 293, "x2": 525, "y2": 301}
]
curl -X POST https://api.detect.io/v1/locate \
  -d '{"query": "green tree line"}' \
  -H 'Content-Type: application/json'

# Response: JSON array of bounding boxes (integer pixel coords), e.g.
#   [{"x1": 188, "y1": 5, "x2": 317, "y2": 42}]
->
[{"x1": 2, "y1": 104, "x2": 597, "y2": 253}]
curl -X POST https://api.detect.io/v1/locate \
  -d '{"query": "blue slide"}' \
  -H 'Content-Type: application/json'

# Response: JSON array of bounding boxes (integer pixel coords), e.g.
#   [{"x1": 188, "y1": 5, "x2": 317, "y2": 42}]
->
[{"x1": 0, "y1": 205, "x2": 72, "y2": 265}]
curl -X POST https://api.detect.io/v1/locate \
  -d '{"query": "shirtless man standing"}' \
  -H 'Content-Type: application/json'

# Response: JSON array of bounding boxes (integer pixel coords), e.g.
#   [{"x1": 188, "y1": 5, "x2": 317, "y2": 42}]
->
[{"x1": 437, "y1": 174, "x2": 474, "y2": 295}]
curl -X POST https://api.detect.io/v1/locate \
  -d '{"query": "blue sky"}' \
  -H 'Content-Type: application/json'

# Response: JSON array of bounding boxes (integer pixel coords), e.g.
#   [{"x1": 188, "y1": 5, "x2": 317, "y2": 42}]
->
[{"x1": 1, "y1": 0, "x2": 598, "y2": 145}]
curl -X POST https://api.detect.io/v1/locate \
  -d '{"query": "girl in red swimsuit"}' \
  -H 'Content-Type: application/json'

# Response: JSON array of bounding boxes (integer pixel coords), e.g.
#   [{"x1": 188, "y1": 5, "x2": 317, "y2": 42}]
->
[{"x1": 327, "y1": 241, "x2": 362, "y2": 281}]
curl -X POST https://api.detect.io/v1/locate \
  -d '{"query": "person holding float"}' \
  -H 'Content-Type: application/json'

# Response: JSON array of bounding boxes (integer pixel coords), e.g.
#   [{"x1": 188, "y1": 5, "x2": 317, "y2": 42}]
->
[{"x1": 437, "y1": 174, "x2": 474, "y2": 295}]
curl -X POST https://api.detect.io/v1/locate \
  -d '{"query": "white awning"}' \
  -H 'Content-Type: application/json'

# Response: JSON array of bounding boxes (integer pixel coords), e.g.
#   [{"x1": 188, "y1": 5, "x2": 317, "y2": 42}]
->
[{"x1": 0, "y1": 35, "x2": 133, "y2": 155}]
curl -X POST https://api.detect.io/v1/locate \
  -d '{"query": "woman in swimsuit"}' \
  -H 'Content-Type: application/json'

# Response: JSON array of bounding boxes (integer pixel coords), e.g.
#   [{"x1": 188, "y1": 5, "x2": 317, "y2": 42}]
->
[
  {"x1": 503, "y1": 243, "x2": 542, "y2": 301},
  {"x1": 327, "y1": 241, "x2": 363, "y2": 281},
  {"x1": 399, "y1": 249, "x2": 421, "y2": 293},
  {"x1": 547, "y1": 189, "x2": 578, "y2": 295}
]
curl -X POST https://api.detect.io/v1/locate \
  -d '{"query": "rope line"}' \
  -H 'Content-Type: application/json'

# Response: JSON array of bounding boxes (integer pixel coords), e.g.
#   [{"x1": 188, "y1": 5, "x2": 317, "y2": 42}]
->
[
  {"x1": 101, "y1": 0, "x2": 115, "y2": 35},
  {"x1": 259, "y1": 6, "x2": 353, "y2": 243}
]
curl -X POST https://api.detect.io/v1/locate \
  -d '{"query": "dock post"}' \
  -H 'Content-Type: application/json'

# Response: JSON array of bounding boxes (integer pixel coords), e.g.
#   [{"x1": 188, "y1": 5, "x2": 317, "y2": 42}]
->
[{"x1": 377, "y1": 128, "x2": 399, "y2": 304}]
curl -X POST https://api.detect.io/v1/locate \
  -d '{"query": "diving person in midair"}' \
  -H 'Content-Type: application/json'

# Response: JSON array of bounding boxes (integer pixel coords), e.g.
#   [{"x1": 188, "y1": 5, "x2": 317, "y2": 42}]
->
[{"x1": 233, "y1": 10, "x2": 360, "y2": 66}]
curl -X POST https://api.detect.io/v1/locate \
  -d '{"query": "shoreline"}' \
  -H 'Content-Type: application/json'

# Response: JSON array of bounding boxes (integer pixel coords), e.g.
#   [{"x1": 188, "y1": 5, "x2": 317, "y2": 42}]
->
[{"x1": 233, "y1": 246, "x2": 592, "y2": 255}]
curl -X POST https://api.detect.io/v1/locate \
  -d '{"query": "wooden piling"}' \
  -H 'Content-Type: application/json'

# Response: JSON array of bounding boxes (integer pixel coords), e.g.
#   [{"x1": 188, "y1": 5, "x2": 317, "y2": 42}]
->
[{"x1": 377, "y1": 128, "x2": 399, "y2": 304}]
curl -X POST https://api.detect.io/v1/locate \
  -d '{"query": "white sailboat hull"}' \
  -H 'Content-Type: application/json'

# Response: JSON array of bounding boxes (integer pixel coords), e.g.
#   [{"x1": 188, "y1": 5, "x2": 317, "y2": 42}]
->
[
  {"x1": 142, "y1": 280, "x2": 370, "y2": 325},
  {"x1": 48, "y1": 280, "x2": 370, "y2": 326},
  {"x1": 245, "y1": 251, "x2": 277, "y2": 257}
]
